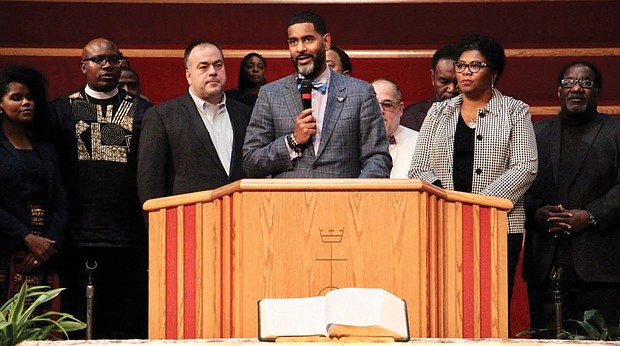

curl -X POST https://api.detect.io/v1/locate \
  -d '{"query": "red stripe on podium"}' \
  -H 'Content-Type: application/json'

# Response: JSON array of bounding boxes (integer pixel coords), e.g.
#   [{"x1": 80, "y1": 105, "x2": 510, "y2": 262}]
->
[
  {"x1": 228, "y1": 196, "x2": 235, "y2": 336},
  {"x1": 479, "y1": 207, "x2": 492, "y2": 337},
  {"x1": 461, "y1": 205, "x2": 475, "y2": 338},
  {"x1": 429, "y1": 202, "x2": 439, "y2": 336},
  {"x1": 184, "y1": 205, "x2": 197, "y2": 338},
  {"x1": 165, "y1": 207, "x2": 178, "y2": 339}
]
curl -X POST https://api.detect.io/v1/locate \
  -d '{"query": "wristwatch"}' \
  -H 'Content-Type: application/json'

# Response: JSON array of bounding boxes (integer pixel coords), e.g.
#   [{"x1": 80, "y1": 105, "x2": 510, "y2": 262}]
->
[{"x1": 587, "y1": 211, "x2": 597, "y2": 227}]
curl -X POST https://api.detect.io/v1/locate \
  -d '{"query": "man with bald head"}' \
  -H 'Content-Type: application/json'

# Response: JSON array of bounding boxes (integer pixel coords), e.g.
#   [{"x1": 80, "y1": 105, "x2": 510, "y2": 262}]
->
[
  {"x1": 137, "y1": 40, "x2": 252, "y2": 203},
  {"x1": 371, "y1": 78, "x2": 418, "y2": 178},
  {"x1": 50, "y1": 38, "x2": 151, "y2": 339}
]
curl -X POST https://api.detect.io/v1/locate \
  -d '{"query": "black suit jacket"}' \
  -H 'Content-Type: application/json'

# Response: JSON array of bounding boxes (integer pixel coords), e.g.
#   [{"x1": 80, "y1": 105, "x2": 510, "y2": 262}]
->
[
  {"x1": 0, "y1": 132, "x2": 68, "y2": 251},
  {"x1": 401, "y1": 97, "x2": 436, "y2": 132},
  {"x1": 137, "y1": 92, "x2": 252, "y2": 204},
  {"x1": 523, "y1": 113, "x2": 620, "y2": 283}
]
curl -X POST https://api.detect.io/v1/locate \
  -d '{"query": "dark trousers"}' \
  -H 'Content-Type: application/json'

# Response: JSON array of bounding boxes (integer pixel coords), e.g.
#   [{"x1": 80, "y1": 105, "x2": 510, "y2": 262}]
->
[
  {"x1": 508, "y1": 233, "x2": 523, "y2": 305},
  {"x1": 526, "y1": 239, "x2": 620, "y2": 338},
  {"x1": 58, "y1": 246, "x2": 148, "y2": 339}
]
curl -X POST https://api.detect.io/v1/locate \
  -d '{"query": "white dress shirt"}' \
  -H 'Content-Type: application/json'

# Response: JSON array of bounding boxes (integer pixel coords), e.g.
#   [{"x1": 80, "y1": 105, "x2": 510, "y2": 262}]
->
[
  {"x1": 389, "y1": 125, "x2": 419, "y2": 178},
  {"x1": 189, "y1": 89, "x2": 233, "y2": 175}
]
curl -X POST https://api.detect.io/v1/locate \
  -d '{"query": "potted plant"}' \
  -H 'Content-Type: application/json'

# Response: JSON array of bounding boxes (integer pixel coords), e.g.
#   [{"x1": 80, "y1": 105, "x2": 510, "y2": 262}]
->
[
  {"x1": 0, "y1": 283, "x2": 85, "y2": 346},
  {"x1": 517, "y1": 310, "x2": 620, "y2": 340}
]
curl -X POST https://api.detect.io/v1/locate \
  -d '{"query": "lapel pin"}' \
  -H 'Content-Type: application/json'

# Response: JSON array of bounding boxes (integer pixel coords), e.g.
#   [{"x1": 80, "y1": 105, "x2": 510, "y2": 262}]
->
[{"x1": 337, "y1": 97, "x2": 345, "y2": 102}]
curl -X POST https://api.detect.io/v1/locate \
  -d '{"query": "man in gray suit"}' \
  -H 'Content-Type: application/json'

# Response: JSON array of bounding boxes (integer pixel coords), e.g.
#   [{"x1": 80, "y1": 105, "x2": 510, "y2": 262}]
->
[
  {"x1": 242, "y1": 11, "x2": 391, "y2": 178},
  {"x1": 138, "y1": 40, "x2": 252, "y2": 204}
]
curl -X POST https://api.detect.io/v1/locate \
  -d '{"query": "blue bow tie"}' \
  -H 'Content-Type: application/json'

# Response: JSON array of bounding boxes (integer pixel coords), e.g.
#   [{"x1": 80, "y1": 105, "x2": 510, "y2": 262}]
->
[
  {"x1": 297, "y1": 79, "x2": 327, "y2": 94},
  {"x1": 312, "y1": 81, "x2": 327, "y2": 94}
]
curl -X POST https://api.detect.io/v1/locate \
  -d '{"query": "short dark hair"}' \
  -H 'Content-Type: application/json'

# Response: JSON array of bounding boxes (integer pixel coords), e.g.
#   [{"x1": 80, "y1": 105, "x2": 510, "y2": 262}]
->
[
  {"x1": 0, "y1": 65, "x2": 51, "y2": 140},
  {"x1": 557, "y1": 61, "x2": 602, "y2": 91},
  {"x1": 329, "y1": 46, "x2": 352, "y2": 74},
  {"x1": 457, "y1": 33, "x2": 505, "y2": 85},
  {"x1": 431, "y1": 44, "x2": 460, "y2": 69},
  {"x1": 288, "y1": 11, "x2": 327, "y2": 35},
  {"x1": 121, "y1": 66, "x2": 139, "y2": 79},
  {"x1": 184, "y1": 40, "x2": 224, "y2": 68}
]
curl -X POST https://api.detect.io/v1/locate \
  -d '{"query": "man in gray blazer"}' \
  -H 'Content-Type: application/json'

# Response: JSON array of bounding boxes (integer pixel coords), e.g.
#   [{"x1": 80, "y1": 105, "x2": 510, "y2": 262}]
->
[
  {"x1": 138, "y1": 40, "x2": 252, "y2": 204},
  {"x1": 242, "y1": 11, "x2": 391, "y2": 178}
]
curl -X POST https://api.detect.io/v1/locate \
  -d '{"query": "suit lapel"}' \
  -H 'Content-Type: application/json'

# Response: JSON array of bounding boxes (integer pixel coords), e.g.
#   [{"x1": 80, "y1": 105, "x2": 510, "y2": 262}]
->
[
  {"x1": 182, "y1": 93, "x2": 228, "y2": 176},
  {"x1": 317, "y1": 71, "x2": 345, "y2": 158},
  {"x1": 283, "y1": 75, "x2": 302, "y2": 124},
  {"x1": 564, "y1": 114, "x2": 604, "y2": 186},
  {"x1": 544, "y1": 117, "x2": 562, "y2": 188},
  {"x1": 228, "y1": 100, "x2": 245, "y2": 178},
  {"x1": 32, "y1": 143, "x2": 56, "y2": 204},
  {"x1": 0, "y1": 132, "x2": 27, "y2": 173},
  {"x1": 0, "y1": 133, "x2": 54, "y2": 200}
]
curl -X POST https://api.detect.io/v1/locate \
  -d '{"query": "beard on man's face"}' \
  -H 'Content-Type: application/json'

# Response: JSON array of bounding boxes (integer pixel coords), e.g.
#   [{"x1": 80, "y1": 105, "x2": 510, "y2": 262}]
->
[{"x1": 294, "y1": 47, "x2": 326, "y2": 78}]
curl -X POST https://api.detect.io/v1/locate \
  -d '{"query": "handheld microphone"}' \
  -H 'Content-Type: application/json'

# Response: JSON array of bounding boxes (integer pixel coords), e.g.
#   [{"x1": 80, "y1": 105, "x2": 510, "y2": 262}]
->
[{"x1": 300, "y1": 79, "x2": 313, "y2": 110}]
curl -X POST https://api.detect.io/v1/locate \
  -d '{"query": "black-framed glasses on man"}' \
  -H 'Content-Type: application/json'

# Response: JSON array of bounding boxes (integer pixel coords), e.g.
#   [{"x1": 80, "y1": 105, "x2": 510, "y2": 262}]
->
[
  {"x1": 454, "y1": 61, "x2": 489, "y2": 73},
  {"x1": 379, "y1": 101, "x2": 399, "y2": 112},
  {"x1": 82, "y1": 55, "x2": 124, "y2": 67},
  {"x1": 560, "y1": 78, "x2": 595, "y2": 89}
]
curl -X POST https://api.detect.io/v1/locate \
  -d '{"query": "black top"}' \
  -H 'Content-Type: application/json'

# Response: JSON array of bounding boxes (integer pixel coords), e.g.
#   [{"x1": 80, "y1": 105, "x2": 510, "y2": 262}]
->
[
  {"x1": 225, "y1": 89, "x2": 258, "y2": 108},
  {"x1": 16, "y1": 149, "x2": 47, "y2": 202},
  {"x1": 558, "y1": 119, "x2": 587, "y2": 203},
  {"x1": 453, "y1": 115, "x2": 475, "y2": 193},
  {"x1": 16, "y1": 149, "x2": 47, "y2": 236}
]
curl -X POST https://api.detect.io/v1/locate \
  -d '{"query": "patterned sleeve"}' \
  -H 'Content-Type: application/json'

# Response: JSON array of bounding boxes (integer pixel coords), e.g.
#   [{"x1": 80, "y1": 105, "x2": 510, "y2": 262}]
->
[
  {"x1": 242, "y1": 86, "x2": 294, "y2": 177},
  {"x1": 480, "y1": 100, "x2": 538, "y2": 203},
  {"x1": 408, "y1": 101, "x2": 442, "y2": 183}
]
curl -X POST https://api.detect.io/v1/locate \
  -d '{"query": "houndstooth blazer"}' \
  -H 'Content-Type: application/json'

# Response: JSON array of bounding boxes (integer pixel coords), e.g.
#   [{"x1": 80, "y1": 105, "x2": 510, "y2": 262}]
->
[
  {"x1": 409, "y1": 88, "x2": 538, "y2": 234},
  {"x1": 242, "y1": 69, "x2": 391, "y2": 178}
]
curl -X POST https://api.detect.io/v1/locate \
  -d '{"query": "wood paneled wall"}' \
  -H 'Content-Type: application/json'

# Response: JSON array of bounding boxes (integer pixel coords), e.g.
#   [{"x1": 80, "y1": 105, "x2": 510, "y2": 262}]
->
[{"x1": 1, "y1": 0, "x2": 619, "y2": 119}]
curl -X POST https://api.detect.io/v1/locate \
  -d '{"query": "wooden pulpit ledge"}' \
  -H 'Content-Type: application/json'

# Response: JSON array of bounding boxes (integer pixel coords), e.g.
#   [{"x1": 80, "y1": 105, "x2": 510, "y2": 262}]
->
[{"x1": 144, "y1": 179, "x2": 513, "y2": 340}]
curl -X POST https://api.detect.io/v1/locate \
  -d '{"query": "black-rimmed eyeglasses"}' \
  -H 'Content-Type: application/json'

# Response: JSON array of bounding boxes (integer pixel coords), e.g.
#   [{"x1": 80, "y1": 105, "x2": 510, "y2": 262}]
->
[
  {"x1": 454, "y1": 61, "x2": 489, "y2": 73},
  {"x1": 379, "y1": 101, "x2": 399, "y2": 112},
  {"x1": 560, "y1": 78, "x2": 595, "y2": 89},
  {"x1": 82, "y1": 55, "x2": 124, "y2": 67}
]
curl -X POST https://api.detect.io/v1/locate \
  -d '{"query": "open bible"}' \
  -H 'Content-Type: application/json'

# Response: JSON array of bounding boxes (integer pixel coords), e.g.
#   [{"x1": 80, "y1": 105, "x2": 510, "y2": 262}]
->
[{"x1": 258, "y1": 288, "x2": 409, "y2": 342}]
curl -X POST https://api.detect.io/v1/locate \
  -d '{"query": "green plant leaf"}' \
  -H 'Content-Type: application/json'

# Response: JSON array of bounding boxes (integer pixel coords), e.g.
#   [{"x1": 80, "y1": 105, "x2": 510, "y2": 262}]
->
[
  {"x1": 8, "y1": 284, "x2": 28, "y2": 323},
  {"x1": 515, "y1": 328, "x2": 547, "y2": 337},
  {"x1": 568, "y1": 319, "x2": 602, "y2": 339},
  {"x1": 584, "y1": 309, "x2": 608, "y2": 331},
  {"x1": 557, "y1": 330, "x2": 575, "y2": 339},
  {"x1": 37, "y1": 324, "x2": 57, "y2": 339},
  {"x1": 0, "y1": 284, "x2": 85, "y2": 346},
  {"x1": 608, "y1": 326, "x2": 620, "y2": 340},
  {"x1": 18, "y1": 288, "x2": 64, "y2": 327}
]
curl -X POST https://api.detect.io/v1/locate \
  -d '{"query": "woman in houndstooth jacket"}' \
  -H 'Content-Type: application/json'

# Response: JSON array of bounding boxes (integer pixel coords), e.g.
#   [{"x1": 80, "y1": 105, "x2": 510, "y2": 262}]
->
[{"x1": 409, "y1": 33, "x2": 538, "y2": 306}]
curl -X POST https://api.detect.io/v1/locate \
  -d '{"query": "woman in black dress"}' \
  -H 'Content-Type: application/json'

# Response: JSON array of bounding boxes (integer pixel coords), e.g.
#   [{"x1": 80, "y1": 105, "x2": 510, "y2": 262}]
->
[{"x1": 0, "y1": 65, "x2": 68, "y2": 303}]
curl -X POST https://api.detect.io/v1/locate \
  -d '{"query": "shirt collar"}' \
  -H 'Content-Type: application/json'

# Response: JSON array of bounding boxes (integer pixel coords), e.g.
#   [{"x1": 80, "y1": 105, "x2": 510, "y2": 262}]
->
[
  {"x1": 297, "y1": 66, "x2": 331, "y2": 88},
  {"x1": 189, "y1": 88, "x2": 226, "y2": 111},
  {"x1": 85, "y1": 84, "x2": 119, "y2": 100}
]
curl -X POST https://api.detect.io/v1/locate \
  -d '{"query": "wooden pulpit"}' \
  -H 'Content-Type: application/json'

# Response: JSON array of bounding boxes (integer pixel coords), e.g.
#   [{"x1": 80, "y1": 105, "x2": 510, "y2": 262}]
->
[{"x1": 144, "y1": 179, "x2": 511, "y2": 340}]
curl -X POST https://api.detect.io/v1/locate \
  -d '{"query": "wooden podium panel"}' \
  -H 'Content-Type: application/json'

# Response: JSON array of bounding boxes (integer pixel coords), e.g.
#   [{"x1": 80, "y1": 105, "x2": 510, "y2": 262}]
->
[{"x1": 144, "y1": 179, "x2": 512, "y2": 340}]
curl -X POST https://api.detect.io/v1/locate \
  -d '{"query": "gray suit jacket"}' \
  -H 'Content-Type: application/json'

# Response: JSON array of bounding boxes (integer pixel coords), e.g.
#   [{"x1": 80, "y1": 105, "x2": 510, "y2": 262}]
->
[
  {"x1": 138, "y1": 92, "x2": 252, "y2": 204},
  {"x1": 242, "y1": 70, "x2": 391, "y2": 178}
]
